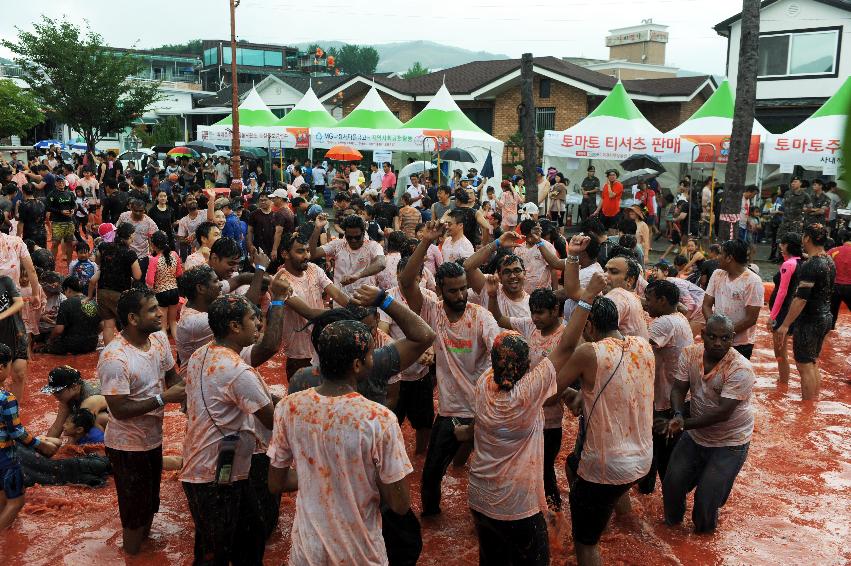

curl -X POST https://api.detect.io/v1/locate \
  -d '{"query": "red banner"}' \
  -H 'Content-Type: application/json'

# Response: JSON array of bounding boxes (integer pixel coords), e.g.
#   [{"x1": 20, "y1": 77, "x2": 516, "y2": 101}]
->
[
  {"x1": 424, "y1": 130, "x2": 452, "y2": 151},
  {"x1": 286, "y1": 127, "x2": 310, "y2": 149},
  {"x1": 680, "y1": 134, "x2": 761, "y2": 164}
]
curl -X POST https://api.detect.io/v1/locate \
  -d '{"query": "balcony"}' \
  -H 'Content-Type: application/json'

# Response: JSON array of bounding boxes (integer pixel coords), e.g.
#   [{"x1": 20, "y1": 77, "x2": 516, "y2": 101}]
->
[{"x1": 130, "y1": 74, "x2": 203, "y2": 91}]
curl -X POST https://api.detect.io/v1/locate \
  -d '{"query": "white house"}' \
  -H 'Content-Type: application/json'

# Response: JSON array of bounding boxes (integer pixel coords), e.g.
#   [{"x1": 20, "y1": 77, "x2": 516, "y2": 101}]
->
[{"x1": 715, "y1": 0, "x2": 851, "y2": 132}]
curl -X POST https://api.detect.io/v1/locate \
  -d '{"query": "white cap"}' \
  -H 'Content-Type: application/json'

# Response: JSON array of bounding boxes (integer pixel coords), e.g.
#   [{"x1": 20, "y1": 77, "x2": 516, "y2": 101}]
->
[
  {"x1": 519, "y1": 202, "x2": 539, "y2": 220},
  {"x1": 271, "y1": 188, "x2": 289, "y2": 199}
]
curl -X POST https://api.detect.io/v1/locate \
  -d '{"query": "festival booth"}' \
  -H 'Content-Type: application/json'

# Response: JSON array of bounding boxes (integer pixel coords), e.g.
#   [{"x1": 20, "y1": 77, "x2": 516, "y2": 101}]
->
[
  {"x1": 763, "y1": 75, "x2": 849, "y2": 176},
  {"x1": 196, "y1": 88, "x2": 298, "y2": 147},
  {"x1": 270, "y1": 86, "x2": 338, "y2": 153},
  {"x1": 310, "y1": 86, "x2": 406, "y2": 151}
]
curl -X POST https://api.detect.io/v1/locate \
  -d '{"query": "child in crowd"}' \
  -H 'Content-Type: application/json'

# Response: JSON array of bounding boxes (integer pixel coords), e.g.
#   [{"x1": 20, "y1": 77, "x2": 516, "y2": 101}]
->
[
  {"x1": 35, "y1": 271, "x2": 65, "y2": 342},
  {"x1": 61, "y1": 408, "x2": 104, "y2": 446},
  {"x1": 68, "y1": 242, "x2": 98, "y2": 296},
  {"x1": 0, "y1": 343, "x2": 58, "y2": 530},
  {"x1": 17, "y1": 269, "x2": 40, "y2": 359}
]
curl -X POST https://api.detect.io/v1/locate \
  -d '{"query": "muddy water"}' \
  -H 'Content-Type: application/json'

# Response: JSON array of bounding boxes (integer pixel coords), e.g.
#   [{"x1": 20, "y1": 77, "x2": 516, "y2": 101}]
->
[{"x1": 3, "y1": 309, "x2": 849, "y2": 565}]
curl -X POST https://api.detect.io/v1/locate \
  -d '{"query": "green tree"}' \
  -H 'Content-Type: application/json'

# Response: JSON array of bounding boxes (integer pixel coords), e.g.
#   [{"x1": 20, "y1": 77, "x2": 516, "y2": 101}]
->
[
  {"x1": 134, "y1": 116, "x2": 183, "y2": 148},
  {"x1": 150, "y1": 40, "x2": 203, "y2": 55},
  {"x1": 2, "y1": 16, "x2": 163, "y2": 151},
  {"x1": 336, "y1": 44, "x2": 379, "y2": 75},
  {"x1": 0, "y1": 79, "x2": 44, "y2": 139},
  {"x1": 403, "y1": 61, "x2": 429, "y2": 79}
]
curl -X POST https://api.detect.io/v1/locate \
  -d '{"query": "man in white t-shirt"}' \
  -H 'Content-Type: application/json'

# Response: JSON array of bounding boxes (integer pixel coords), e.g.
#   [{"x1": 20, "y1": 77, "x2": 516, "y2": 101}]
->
[
  {"x1": 440, "y1": 209, "x2": 475, "y2": 263},
  {"x1": 702, "y1": 239, "x2": 763, "y2": 359},
  {"x1": 399, "y1": 221, "x2": 501, "y2": 516},
  {"x1": 513, "y1": 220, "x2": 561, "y2": 293},
  {"x1": 369, "y1": 162, "x2": 384, "y2": 190},
  {"x1": 99, "y1": 288, "x2": 184, "y2": 555},
  {"x1": 406, "y1": 176, "x2": 425, "y2": 209},
  {"x1": 348, "y1": 163, "x2": 362, "y2": 191},
  {"x1": 309, "y1": 213, "x2": 385, "y2": 295}
]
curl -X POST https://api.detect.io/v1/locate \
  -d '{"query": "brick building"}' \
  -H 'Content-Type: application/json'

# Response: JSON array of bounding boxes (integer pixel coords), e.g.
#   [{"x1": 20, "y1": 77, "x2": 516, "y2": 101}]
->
[{"x1": 318, "y1": 56, "x2": 715, "y2": 141}]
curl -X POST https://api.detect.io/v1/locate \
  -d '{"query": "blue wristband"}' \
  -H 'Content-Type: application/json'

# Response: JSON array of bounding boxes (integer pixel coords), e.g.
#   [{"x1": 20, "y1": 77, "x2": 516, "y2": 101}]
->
[
  {"x1": 577, "y1": 300, "x2": 593, "y2": 311},
  {"x1": 270, "y1": 300, "x2": 285, "y2": 307},
  {"x1": 534, "y1": 241, "x2": 545, "y2": 248},
  {"x1": 380, "y1": 294, "x2": 394, "y2": 310},
  {"x1": 494, "y1": 239, "x2": 500, "y2": 248},
  {"x1": 255, "y1": 264, "x2": 266, "y2": 272}
]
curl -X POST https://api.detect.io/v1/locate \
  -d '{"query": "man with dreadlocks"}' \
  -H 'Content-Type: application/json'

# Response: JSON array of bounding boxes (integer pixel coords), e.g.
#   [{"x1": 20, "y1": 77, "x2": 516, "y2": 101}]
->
[
  {"x1": 267, "y1": 285, "x2": 434, "y2": 565},
  {"x1": 399, "y1": 220, "x2": 502, "y2": 517},
  {"x1": 465, "y1": 272, "x2": 609, "y2": 564}
]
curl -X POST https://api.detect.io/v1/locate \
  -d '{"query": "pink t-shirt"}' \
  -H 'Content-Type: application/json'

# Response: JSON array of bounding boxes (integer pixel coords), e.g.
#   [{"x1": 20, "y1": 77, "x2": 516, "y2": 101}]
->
[
  {"x1": 648, "y1": 312, "x2": 694, "y2": 411},
  {"x1": 425, "y1": 243, "x2": 444, "y2": 277},
  {"x1": 606, "y1": 287, "x2": 649, "y2": 340},
  {"x1": 279, "y1": 263, "x2": 333, "y2": 361},
  {"x1": 176, "y1": 212, "x2": 207, "y2": 243},
  {"x1": 117, "y1": 211, "x2": 159, "y2": 258},
  {"x1": 510, "y1": 317, "x2": 565, "y2": 428},
  {"x1": 441, "y1": 235, "x2": 475, "y2": 264},
  {"x1": 380, "y1": 286, "x2": 438, "y2": 383},
  {"x1": 0, "y1": 232, "x2": 30, "y2": 289},
  {"x1": 321, "y1": 238, "x2": 384, "y2": 294},
  {"x1": 419, "y1": 295, "x2": 501, "y2": 418},
  {"x1": 674, "y1": 344, "x2": 754, "y2": 447},
  {"x1": 498, "y1": 190, "x2": 520, "y2": 227},
  {"x1": 579, "y1": 336, "x2": 654, "y2": 485},
  {"x1": 513, "y1": 241, "x2": 557, "y2": 294},
  {"x1": 267, "y1": 390, "x2": 412, "y2": 566},
  {"x1": 471, "y1": 288, "x2": 531, "y2": 319},
  {"x1": 468, "y1": 358, "x2": 558, "y2": 521},
  {"x1": 181, "y1": 344, "x2": 272, "y2": 483},
  {"x1": 705, "y1": 269, "x2": 764, "y2": 346},
  {"x1": 98, "y1": 331, "x2": 175, "y2": 451}
]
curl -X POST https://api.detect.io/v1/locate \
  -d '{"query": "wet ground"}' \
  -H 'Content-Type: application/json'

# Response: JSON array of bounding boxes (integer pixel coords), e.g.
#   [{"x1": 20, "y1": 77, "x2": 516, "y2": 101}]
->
[{"x1": 3, "y1": 306, "x2": 850, "y2": 565}]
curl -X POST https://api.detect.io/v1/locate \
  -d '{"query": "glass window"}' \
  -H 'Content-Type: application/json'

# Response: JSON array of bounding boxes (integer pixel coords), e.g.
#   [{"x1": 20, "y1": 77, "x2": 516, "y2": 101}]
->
[
  {"x1": 222, "y1": 48, "x2": 231, "y2": 65},
  {"x1": 203, "y1": 47, "x2": 217, "y2": 66},
  {"x1": 758, "y1": 34, "x2": 789, "y2": 76},
  {"x1": 264, "y1": 50, "x2": 283, "y2": 67},
  {"x1": 758, "y1": 30, "x2": 838, "y2": 77},
  {"x1": 790, "y1": 31, "x2": 837, "y2": 74},
  {"x1": 535, "y1": 107, "x2": 556, "y2": 132},
  {"x1": 539, "y1": 78, "x2": 551, "y2": 99},
  {"x1": 241, "y1": 48, "x2": 264, "y2": 67}
]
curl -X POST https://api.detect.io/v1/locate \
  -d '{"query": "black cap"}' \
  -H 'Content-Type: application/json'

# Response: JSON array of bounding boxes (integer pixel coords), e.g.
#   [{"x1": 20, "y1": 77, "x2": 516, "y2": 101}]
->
[
  {"x1": 41, "y1": 366, "x2": 83, "y2": 395},
  {"x1": 790, "y1": 175, "x2": 801, "y2": 182}
]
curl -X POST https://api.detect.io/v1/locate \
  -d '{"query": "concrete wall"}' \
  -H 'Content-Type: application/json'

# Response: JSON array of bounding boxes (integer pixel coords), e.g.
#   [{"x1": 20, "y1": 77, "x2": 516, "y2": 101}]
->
[
  {"x1": 725, "y1": 0, "x2": 850, "y2": 100},
  {"x1": 610, "y1": 41, "x2": 667, "y2": 65}
]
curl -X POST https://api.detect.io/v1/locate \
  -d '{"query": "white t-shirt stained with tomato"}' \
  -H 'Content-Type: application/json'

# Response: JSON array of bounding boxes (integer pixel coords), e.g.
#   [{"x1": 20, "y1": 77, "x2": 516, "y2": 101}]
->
[
  {"x1": 321, "y1": 238, "x2": 384, "y2": 294},
  {"x1": 279, "y1": 263, "x2": 333, "y2": 361},
  {"x1": 510, "y1": 317, "x2": 565, "y2": 428},
  {"x1": 98, "y1": 331, "x2": 175, "y2": 451},
  {"x1": 267, "y1": 390, "x2": 412, "y2": 566},
  {"x1": 705, "y1": 268, "x2": 764, "y2": 346}
]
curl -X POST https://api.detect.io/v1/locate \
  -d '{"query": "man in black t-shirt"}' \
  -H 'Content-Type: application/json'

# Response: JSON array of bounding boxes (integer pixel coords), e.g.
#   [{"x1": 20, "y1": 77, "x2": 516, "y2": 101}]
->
[
  {"x1": 17, "y1": 183, "x2": 47, "y2": 247},
  {"x1": 698, "y1": 243, "x2": 721, "y2": 289},
  {"x1": 247, "y1": 193, "x2": 283, "y2": 258},
  {"x1": 39, "y1": 276, "x2": 101, "y2": 355},
  {"x1": 45, "y1": 176, "x2": 76, "y2": 263},
  {"x1": 373, "y1": 190, "x2": 399, "y2": 233},
  {"x1": 101, "y1": 179, "x2": 130, "y2": 225}
]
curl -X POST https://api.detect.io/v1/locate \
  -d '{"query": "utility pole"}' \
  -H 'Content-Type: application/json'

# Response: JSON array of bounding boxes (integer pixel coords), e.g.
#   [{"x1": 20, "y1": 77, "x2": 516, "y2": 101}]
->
[
  {"x1": 229, "y1": 0, "x2": 241, "y2": 182},
  {"x1": 519, "y1": 53, "x2": 537, "y2": 203}
]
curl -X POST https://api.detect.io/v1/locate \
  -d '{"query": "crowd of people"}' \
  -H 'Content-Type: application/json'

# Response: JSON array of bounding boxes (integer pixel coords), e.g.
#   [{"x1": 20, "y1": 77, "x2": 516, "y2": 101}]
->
[{"x1": 0, "y1": 144, "x2": 846, "y2": 565}]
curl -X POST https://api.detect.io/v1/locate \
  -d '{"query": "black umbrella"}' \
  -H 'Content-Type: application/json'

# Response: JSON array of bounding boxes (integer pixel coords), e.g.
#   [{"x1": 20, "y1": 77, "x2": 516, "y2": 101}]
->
[
  {"x1": 620, "y1": 153, "x2": 666, "y2": 173},
  {"x1": 187, "y1": 140, "x2": 219, "y2": 153},
  {"x1": 438, "y1": 147, "x2": 477, "y2": 162},
  {"x1": 480, "y1": 150, "x2": 494, "y2": 178}
]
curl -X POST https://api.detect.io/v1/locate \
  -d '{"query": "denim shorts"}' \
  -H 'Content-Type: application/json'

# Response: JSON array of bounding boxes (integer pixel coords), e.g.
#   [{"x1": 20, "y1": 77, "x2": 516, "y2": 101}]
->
[{"x1": 2, "y1": 462, "x2": 25, "y2": 499}]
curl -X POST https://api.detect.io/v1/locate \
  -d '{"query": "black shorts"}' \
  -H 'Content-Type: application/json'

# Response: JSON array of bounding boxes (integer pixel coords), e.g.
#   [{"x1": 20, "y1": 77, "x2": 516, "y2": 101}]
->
[
  {"x1": 569, "y1": 477, "x2": 633, "y2": 546},
  {"x1": 669, "y1": 230, "x2": 682, "y2": 245},
  {"x1": 106, "y1": 446, "x2": 162, "y2": 530},
  {"x1": 733, "y1": 344, "x2": 754, "y2": 360},
  {"x1": 793, "y1": 315, "x2": 832, "y2": 363},
  {"x1": 600, "y1": 212, "x2": 620, "y2": 230},
  {"x1": 394, "y1": 372, "x2": 435, "y2": 430},
  {"x1": 155, "y1": 288, "x2": 180, "y2": 307}
]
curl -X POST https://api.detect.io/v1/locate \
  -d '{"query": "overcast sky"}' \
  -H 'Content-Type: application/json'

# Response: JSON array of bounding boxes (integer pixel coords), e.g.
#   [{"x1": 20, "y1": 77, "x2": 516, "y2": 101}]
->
[{"x1": 0, "y1": 0, "x2": 744, "y2": 75}]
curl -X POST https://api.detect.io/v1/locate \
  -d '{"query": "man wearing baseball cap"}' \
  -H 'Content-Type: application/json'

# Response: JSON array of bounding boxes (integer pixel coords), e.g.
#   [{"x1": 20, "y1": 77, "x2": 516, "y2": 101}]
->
[
  {"x1": 42, "y1": 366, "x2": 109, "y2": 439},
  {"x1": 45, "y1": 175, "x2": 77, "y2": 264}
]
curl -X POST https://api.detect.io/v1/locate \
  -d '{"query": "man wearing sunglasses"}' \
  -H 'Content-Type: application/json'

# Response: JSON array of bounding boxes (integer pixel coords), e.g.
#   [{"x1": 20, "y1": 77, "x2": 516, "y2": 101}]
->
[{"x1": 309, "y1": 213, "x2": 386, "y2": 296}]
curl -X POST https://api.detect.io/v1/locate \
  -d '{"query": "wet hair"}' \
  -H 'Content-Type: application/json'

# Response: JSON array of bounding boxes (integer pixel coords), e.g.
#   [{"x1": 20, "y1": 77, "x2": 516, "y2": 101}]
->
[
  {"x1": 397, "y1": 254, "x2": 422, "y2": 275},
  {"x1": 589, "y1": 296, "x2": 619, "y2": 333},
  {"x1": 195, "y1": 221, "x2": 218, "y2": 245},
  {"x1": 618, "y1": 234, "x2": 637, "y2": 250},
  {"x1": 706, "y1": 313, "x2": 734, "y2": 334},
  {"x1": 316, "y1": 320, "x2": 373, "y2": 380},
  {"x1": 437, "y1": 185, "x2": 451, "y2": 195},
  {"x1": 210, "y1": 237, "x2": 241, "y2": 260},
  {"x1": 208, "y1": 294, "x2": 260, "y2": 340},
  {"x1": 280, "y1": 231, "x2": 307, "y2": 253},
  {"x1": 129, "y1": 198, "x2": 145, "y2": 209},
  {"x1": 150, "y1": 231, "x2": 174, "y2": 266},
  {"x1": 61, "y1": 275, "x2": 82, "y2": 294},
  {"x1": 490, "y1": 331, "x2": 530, "y2": 390},
  {"x1": 448, "y1": 208, "x2": 466, "y2": 224},
  {"x1": 386, "y1": 231, "x2": 409, "y2": 253},
  {"x1": 673, "y1": 254, "x2": 688, "y2": 269},
  {"x1": 803, "y1": 223, "x2": 829, "y2": 247},
  {"x1": 496, "y1": 253, "x2": 525, "y2": 274},
  {"x1": 837, "y1": 229, "x2": 850, "y2": 245},
  {"x1": 0, "y1": 343, "x2": 12, "y2": 366},
  {"x1": 708, "y1": 243, "x2": 722, "y2": 255},
  {"x1": 580, "y1": 217, "x2": 606, "y2": 237},
  {"x1": 645, "y1": 279, "x2": 680, "y2": 306},
  {"x1": 721, "y1": 238, "x2": 749, "y2": 265},
  {"x1": 22, "y1": 182, "x2": 35, "y2": 195},
  {"x1": 779, "y1": 232, "x2": 803, "y2": 257},
  {"x1": 584, "y1": 235, "x2": 601, "y2": 261},
  {"x1": 132, "y1": 174, "x2": 144, "y2": 187},
  {"x1": 178, "y1": 265, "x2": 215, "y2": 300},
  {"x1": 70, "y1": 408, "x2": 96, "y2": 433},
  {"x1": 341, "y1": 214, "x2": 366, "y2": 232},
  {"x1": 518, "y1": 219, "x2": 537, "y2": 236},
  {"x1": 528, "y1": 288, "x2": 558, "y2": 311},
  {"x1": 75, "y1": 241, "x2": 90, "y2": 254},
  {"x1": 400, "y1": 193, "x2": 413, "y2": 206},
  {"x1": 116, "y1": 222, "x2": 136, "y2": 244},
  {"x1": 435, "y1": 261, "x2": 465, "y2": 289},
  {"x1": 117, "y1": 288, "x2": 156, "y2": 327}
]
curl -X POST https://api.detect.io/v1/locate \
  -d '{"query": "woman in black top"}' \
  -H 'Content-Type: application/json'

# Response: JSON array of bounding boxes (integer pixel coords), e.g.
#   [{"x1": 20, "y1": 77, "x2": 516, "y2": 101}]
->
[
  {"x1": 147, "y1": 189, "x2": 177, "y2": 249},
  {"x1": 768, "y1": 233, "x2": 803, "y2": 384},
  {"x1": 92, "y1": 223, "x2": 141, "y2": 345}
]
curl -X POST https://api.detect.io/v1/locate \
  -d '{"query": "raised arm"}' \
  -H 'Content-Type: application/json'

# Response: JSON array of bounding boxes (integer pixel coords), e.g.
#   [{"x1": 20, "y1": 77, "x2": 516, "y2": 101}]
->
[
  {"x1": 351, "y1": 285, "x2": 436, "y2": 372},
  {"x1": 463, "y1": 231, "x2": 520, "y2": 294},
  {"x1": 525, "y1": 225, "x2": 564, "y2": 271},
  {"x1": 550, "y1": 267, "x2": 608, "y2": 375},
  {"x1": 244, "y1": 250, "x2": 271, "y2": 306},
  {"x1": 249, "y1": 271, "x2": 291, "y2": 367},
  {"x1": 399, "y1": 221, "x2": 443, "y2": 314},
  {"x1": 308, "y1": 213, "x2": 328, "y2": 260},
  {"x1": 562, "y1": 235, "x2": 590, "y2": 301},
  {"x1": 485, "y1": 274, "x2": 512, "y2": 329}
]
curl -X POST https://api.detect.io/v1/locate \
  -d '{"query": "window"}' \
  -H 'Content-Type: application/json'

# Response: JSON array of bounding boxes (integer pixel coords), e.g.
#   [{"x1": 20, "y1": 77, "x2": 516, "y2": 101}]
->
[
  {"x1": 271, "y1": 108, "x2": 290, "y2": 118},
  {"x1": 264, "y1": 50, "x2": 283, "y2": 67},
  {"x1": 539, "y1": 78, "x2": 551, "y2": 99},
  {"x1": 241, "y1": 48, "x2": 264, "y2": 67},
  {"x1": 203, "y1": 47, "x2": 217, "y2": 66},
  {"x1": 535, "y1": 107, "x2": 556, "y2": 132},
  {"x1": 758, "y1": 29, "x2": 839, "y2": 78}
]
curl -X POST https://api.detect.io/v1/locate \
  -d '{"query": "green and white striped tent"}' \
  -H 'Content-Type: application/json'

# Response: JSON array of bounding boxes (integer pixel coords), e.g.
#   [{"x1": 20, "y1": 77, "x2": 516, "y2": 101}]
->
[
  {"x1": 214, "y1": 87, "x2": 279, "y2": 127},
  {"x1": 335, "y1": 86, "x2": 403, "y2": 129},
  {"x1": 274, "y1": 87, "x2": 337, "y2": 127}
]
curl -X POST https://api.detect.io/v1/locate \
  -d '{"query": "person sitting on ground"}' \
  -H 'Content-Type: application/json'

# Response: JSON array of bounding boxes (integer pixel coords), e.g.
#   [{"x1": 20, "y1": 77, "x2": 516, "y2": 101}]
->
[
  {"x1": 34, "y1": 271, "x2": 65, "y2": 342},
  {"x1": 35, "y1": 276, "x2": 101, "y2": 355},
  {"x1": 61, "y1": 408, "x2": 104, "y2": 446},
  {"x1": 42, "y1": 365, "x2": 109, "y2": 438}
]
